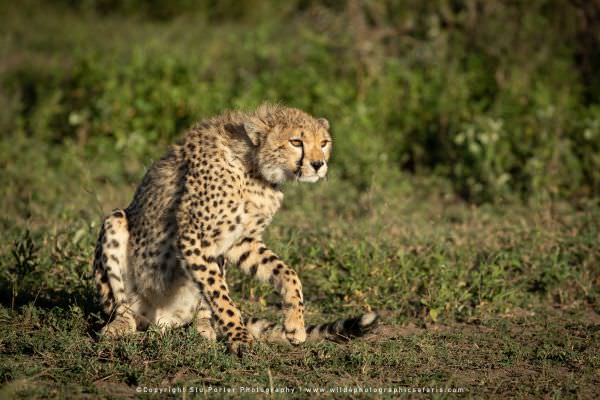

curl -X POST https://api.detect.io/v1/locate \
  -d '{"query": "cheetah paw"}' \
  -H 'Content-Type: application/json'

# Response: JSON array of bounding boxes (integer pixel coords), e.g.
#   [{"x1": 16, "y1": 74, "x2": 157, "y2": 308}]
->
[
  {"x1": 227, "y1": 334, "x2": 254, "y2": 357},
  {"x1": 196, "y1": 322, "x2": 217, "y2": 341},
  {"x1": 100, "y1": 317, "x2": 136, "y2": 338},
  {"x1": 283, "y1": 322, "x2": 307, "y2": 346}
]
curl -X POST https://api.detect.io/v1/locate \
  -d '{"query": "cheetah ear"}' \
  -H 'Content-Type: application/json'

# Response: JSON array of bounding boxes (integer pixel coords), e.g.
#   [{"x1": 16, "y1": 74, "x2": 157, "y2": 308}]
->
[
  {"x1": 317, "y1": 117, "x2": 330, "y2": 130},
  {"x1": 244, "y1": 121, "x2": 266, "y2": 146}
]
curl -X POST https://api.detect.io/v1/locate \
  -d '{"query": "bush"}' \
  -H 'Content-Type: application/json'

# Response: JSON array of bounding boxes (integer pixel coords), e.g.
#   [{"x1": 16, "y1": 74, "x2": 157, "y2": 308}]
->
[{"x1": 1, "y1": 0, "x2": 598, "y2": 202}]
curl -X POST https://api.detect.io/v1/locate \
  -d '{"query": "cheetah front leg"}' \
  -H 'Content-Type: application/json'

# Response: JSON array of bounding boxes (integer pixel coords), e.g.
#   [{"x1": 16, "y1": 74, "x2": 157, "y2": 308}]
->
[
  {"x1": 194, "y1": 256, "x2": 225, "y2": 341},
  {"x1": 226, "y1": 237, "x2": 306, "y2": 345},
  {"x1": 178, "y1": 244, "x2": 251, "y2": 354},
  {"x1": 195, "y1": 295, "x2": 217, "y2": 341},
  {"x1": 175, "y1": 213, "x2": 252, "y2": 355}
]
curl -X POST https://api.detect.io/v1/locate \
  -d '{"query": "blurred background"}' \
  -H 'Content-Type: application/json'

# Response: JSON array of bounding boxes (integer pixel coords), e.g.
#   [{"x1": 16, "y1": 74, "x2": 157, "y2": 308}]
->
[{"x1": 1, "y1": 0, "x2": 599, "y2": 204}]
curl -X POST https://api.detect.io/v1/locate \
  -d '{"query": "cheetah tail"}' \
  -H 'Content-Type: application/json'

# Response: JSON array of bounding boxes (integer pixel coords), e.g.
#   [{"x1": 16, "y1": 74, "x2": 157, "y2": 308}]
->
[{"x1": 245, "y1": 312, "x2": 380, "y2": 344}]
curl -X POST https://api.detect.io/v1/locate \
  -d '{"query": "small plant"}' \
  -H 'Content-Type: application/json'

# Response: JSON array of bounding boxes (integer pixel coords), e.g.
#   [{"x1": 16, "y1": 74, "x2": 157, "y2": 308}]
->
[
  {"x1": 9, "y1": 231, "x2": 39, "y2": 309},
  {"x1": 452, "y1": 117, "x2": 512, "y2": 202}
]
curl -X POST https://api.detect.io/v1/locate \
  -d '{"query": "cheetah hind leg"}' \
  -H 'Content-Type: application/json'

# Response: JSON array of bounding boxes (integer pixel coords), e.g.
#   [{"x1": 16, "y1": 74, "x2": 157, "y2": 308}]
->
[{"x1": 93, "y1": 209, "x2": 136, "y2": 338}]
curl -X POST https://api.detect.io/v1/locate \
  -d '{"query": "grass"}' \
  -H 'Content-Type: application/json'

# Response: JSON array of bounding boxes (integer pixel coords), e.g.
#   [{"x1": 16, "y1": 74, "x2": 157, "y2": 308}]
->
[
  {"x1": 1, "y1": 139, "x2": 599, "y2": 398},
  {"x1": 0, "y1": 306, "x2": 598, "y2": 398}
]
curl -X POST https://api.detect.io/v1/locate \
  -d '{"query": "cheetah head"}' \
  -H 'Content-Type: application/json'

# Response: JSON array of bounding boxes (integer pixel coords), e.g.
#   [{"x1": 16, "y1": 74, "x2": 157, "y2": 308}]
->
[{"x1": 244, "y1": 104, "x2": 332, "y2": 185}]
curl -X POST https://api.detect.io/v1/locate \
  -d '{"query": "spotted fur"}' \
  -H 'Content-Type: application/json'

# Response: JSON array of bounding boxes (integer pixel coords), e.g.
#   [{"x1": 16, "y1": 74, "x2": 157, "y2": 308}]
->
[{"x1": 93, "y1": 103, "x2": 377, "y2": 355}]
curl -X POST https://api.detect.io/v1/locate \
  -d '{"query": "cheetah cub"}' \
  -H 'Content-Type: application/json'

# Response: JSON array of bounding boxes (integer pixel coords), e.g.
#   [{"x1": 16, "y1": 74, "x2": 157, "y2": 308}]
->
[{"x1": 93, "y1": 103, "x2": 378, "y2": 355}]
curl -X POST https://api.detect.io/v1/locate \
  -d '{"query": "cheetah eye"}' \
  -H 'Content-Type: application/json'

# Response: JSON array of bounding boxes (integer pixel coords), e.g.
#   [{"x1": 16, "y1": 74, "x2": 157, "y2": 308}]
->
[
  {"x1": 289, "y1": 139, "x2": 303, "y2": 147},
  {"x1": 320, "y1": 140, "x2": 329, "y2": 148}
]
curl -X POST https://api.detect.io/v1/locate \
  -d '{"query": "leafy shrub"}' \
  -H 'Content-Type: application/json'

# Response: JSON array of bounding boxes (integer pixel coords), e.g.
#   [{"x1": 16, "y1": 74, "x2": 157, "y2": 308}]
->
[{"x1": 1, "y1": 0, "x2": 598, "y2": 201}]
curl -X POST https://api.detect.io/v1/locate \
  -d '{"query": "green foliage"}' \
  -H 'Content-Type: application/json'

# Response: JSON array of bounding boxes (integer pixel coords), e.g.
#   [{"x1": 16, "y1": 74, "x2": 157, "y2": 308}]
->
[{"x1": 1, "y1": 0, "x2": 599, "y2": 202}]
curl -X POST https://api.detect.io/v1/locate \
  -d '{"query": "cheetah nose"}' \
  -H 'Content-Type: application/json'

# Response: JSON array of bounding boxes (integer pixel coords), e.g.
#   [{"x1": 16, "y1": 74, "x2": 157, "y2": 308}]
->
[{"x1": 311, "y1": 160, "x2": 324, "y2": 171}]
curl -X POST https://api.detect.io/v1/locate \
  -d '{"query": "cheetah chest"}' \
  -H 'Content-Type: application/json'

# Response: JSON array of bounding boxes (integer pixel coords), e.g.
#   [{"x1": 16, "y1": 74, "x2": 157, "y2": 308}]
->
[{"x1": 240, "y1": 184, "x2": 283, "y2": 238}]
